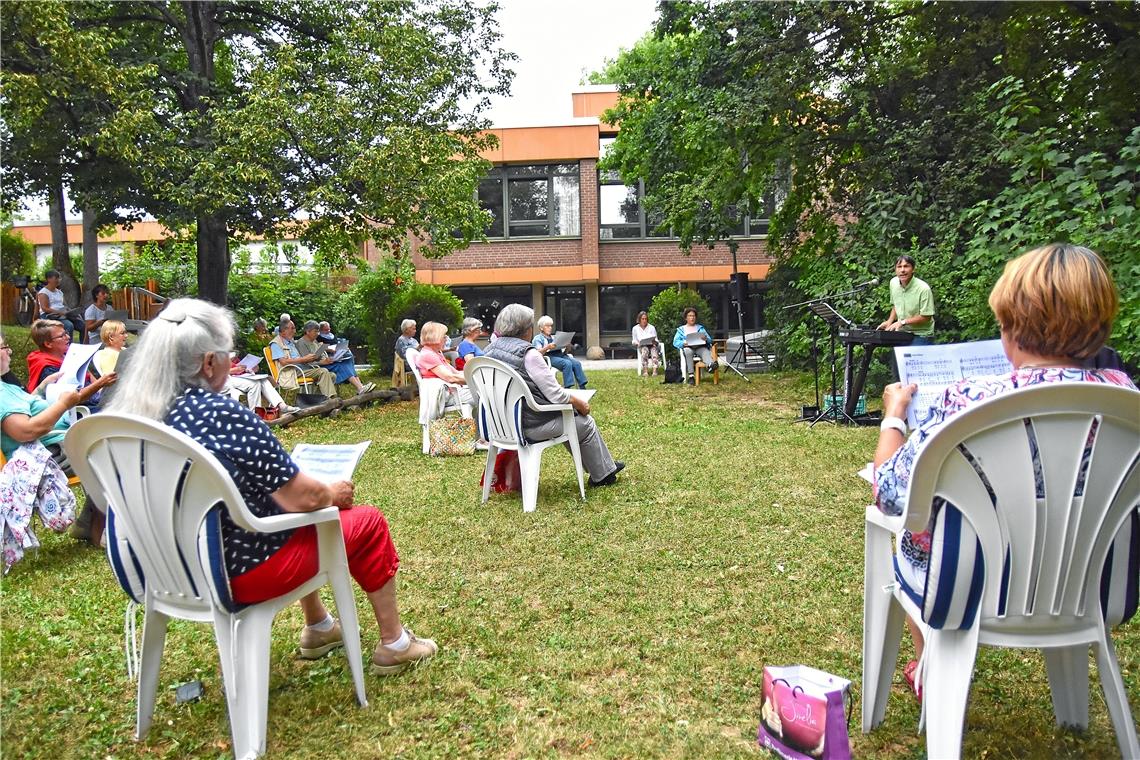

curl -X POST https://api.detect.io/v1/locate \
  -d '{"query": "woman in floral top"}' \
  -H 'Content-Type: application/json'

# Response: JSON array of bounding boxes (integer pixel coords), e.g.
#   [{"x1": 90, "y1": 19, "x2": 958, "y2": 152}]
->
[{"x1": 871, "y1": 243, "x2": 1135, "y2": 696}]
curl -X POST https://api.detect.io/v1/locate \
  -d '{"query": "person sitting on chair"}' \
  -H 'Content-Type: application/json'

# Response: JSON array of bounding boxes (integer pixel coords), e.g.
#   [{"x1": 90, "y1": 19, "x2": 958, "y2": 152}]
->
[
  {"x1": 25, "y1": 319, "x2": 72, "y2": 392},
  {"x1": 297, "y1": 320, "x2": 374, "y2": 395},
  {"x1": 631, "y1": 311, "x2": 660, "y2": 377},
  {"x1": 247, "y1": 317, "x2": 272, "y2": 355},
  {"x1": 394, "y1": 319, "x2": 419, "y2": 366},
  {"x1": 36, "y1": 270, "x2": 86, "y2": 343},
  {"x1": 92, "y1": 320, "x2": 129, "y2": 377},
  {"x1": 104, "y1": 299, "x2": 438, "y2": 674},
  {"x1": 316, "y1": 321, "x2": 338, "y2": 346},
  {"x1": 455, "y1": 317, "x2": 485, "y2": 370},
  {"x1": 225, "y1": 355, "x2": 299, "y2": 417},
  {"x1": 871, "y1": 243, "x2": 1135, "y2": 700},
  {"x1": 532, "y1": 315, "x2": 587, "y2": 389},
  {"x1": 2, "y1": 331, "x2": 117, "y2": 545},
  {"x1": 269, "y1": 318, "x2": 337, "y2": 399},
  {"x1": 484, "y1": 304, "x2": 623, "y2": 487},
  {"x1": 415, "y1": 322, "x2": 474, "y2": 410},
  {"x1": 84, "y1": 284, "x2": 113, "y2": 338},
  {"x1": 672, "y1": 307, "x2": 714, "y2": 384}
]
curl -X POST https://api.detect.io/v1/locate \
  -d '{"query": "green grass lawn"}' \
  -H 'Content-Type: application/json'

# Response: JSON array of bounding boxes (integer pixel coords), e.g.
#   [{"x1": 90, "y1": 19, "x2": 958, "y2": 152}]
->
[{"x1": 1, "y1": 347, "x2": 1136, "y2": 758}]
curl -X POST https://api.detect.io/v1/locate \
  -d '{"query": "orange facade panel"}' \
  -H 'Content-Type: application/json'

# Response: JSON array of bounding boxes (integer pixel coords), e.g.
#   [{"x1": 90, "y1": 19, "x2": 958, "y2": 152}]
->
[
  {"x1": 417, "y1": 264, "x2": 601, "y2": 286},
  {"x1": 13, "y1": 220, "x2": 174, "y2": 246},
  {"x1": 598, "y1": 264, "x2": 771, "y2": 284},
  {"x1": 478, "y1": 125, "x2": 599, "y2": 163},
  {"x1": 572, "y1": 90, "x2": 620, "y2": 131}
]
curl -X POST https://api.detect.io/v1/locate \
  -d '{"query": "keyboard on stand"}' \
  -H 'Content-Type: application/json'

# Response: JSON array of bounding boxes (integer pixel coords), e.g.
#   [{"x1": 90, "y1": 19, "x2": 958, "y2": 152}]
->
[
  {"x1": 837, "y1": 328, "x2": 916, "y2": 418},
  {"x1": 838, "y1": 328, "x2": 916, "y2": 347}
]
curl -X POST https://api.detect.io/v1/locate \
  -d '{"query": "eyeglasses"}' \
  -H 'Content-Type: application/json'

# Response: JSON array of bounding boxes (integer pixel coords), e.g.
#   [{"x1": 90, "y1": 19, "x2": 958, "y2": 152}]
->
[
  {"x1": 51, "y1": 333, "x2": 70, "y2": 342},
  {"x1": 0, "y1": 345, "x2": 11, "y2": 352}
]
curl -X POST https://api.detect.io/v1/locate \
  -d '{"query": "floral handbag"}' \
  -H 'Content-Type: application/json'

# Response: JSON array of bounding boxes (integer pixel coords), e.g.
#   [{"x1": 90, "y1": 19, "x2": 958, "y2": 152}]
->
[{"x1": 428, "y1": 416, "x2": 477, "y2": 456}]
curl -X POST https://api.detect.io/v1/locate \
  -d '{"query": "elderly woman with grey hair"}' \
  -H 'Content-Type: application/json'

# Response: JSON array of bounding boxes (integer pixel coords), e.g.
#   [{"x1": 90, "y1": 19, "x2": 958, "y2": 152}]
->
[
  {"x1": 455, "y1": 317, "x2": 485, "y2": 370},
  {"x1": 483, "y1": 304, "x2": 623, "y2": 486},
  {"x1": 394, "y1": 319, "x2": 419, "y2": 366},
  {"x1": 297, "y1": 320, "x2": 374, "y2": 395},
  {"x1": 105, "y1": 298, "x2": 438, "y2": 674}
]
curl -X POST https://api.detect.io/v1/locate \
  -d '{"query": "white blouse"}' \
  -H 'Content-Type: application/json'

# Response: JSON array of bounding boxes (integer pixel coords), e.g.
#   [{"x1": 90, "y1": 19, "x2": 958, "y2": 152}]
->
[{"x1": 631, "y1": 323, "x2": 658, "y2": 345}]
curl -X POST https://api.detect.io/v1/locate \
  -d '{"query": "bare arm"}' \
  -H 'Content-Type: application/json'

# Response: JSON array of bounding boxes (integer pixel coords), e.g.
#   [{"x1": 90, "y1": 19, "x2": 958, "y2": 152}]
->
[
  {"x1": 0, "y1": 373, "x2": 114, "y2": 443},
  {"x1": 271, "y1": 472, "x2": 354, "y2": 512},
  {"x1": 873, "y1": 382, "x2": 917, "y2": 469}
]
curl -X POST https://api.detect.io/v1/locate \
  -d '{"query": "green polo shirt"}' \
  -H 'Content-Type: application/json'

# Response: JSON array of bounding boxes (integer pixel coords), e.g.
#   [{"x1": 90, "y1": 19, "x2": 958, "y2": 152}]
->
[
  {"x1": 0, "y1": 382, "x2": 69, "y2": 458},
  {"x1": 889, "y1": 275, "x2": 935, "y2": 336}
]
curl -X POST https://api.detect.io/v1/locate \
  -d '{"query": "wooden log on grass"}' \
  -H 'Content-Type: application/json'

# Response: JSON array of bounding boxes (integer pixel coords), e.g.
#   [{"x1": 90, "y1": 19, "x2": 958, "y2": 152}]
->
[{"x1": 267, "y1": 388, "x2": 404, "y2": 427}]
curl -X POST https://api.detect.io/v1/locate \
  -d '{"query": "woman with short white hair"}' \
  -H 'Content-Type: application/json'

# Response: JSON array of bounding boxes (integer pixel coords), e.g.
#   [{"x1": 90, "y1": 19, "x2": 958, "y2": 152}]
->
[
  {"x1": 455, "y1": 317, "x2": 485, "y2": 369},
  {"x1": 394, "y1": 319, "x2": 419, "y2": 366},
  {"x1": 106, "y1": 298, "x2": 438, "y2": 674},
  {"x1": 532, "y1": 314, "x2": 587, "y2": 389}
]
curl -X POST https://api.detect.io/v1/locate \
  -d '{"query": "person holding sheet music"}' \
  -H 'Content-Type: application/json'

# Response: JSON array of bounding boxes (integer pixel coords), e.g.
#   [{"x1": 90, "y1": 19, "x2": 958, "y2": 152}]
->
[
  {"x1": 877, "y1": 255, "x2": 935, "y2": 344},
  {"x1": 25, "y1": 319, "x2": 73, "y2": 392},
  {"x1": 631, "y1": 311, "x2": 660, "y2": 377},
  {"x1": 532, "y1": 315, "x2": 588, "y2": 389},
  {"x1": 316, "y1": 321, "x2": 338, "y2": 346},
  {"x1": 672, "y1": 307, "x2": 714, "y2": 384},
  {"x1": 225, "y1": 354, "x2": 299, "y2": 416},
  {"x1": 269, "y1": 318, "x2": 338, "y2": 398},
  {"x1": 92, "y1": 320, "x2": 128, "y2": 377},
  {"x1": 298, "y1": 321, "x2": 374, "y2": 395},
  {"x1": 871, "y1": 243, "x2": 1135, "y2": 700},
  {"x1": 105, "y1": 299, "x2": 439, "y2": 675}
]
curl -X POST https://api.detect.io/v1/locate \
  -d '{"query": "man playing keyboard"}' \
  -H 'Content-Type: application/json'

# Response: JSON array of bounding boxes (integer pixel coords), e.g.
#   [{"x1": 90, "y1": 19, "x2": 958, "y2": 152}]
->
[{"x1": 877, "y1": 255, "x2": 935, "y2": 345}]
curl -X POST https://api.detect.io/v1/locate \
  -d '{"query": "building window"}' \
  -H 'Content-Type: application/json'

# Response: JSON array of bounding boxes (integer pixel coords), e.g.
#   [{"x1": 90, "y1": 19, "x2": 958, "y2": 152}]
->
[
  {"x1": 599, "y1": 284, "x2": 674, "y2": 333},
  {"x1": 477, "y1": 164, "x2": 580, "y2": 239},
  {"x1": 451, "y1": 285, "x2": 533, "y2": 328},
  {"x1": 698, "y1": 281, "x2": 767, "y2": 336}
]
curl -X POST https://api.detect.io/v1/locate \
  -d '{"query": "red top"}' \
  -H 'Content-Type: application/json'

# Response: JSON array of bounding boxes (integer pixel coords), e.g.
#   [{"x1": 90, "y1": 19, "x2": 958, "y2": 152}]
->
[
  {"x1": 25, "y1": 350, "x2": 62, "y2": 392},
  {"x1": 415, "y1": 348, "x2": 450, "y2": 380}
]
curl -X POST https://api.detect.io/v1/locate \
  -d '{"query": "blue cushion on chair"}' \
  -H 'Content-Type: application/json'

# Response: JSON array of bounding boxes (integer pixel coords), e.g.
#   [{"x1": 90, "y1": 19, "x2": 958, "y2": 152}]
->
[
  {"x1": 922, "y1": 499, "x2": 985, "y2": 630},
  {"x1": 106, "y1": 509, "x2": 146, "y2": 604}
]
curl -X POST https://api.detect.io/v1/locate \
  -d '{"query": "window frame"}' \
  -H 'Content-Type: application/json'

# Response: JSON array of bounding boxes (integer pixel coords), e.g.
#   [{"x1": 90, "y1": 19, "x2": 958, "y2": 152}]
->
[{"x1": 477, "y1": 163, "x2": 581, "y2": 240}]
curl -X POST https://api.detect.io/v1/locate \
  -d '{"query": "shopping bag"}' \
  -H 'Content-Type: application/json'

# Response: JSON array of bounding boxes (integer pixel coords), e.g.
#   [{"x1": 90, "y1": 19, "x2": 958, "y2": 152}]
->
[
  {"x1": 757, "y1": 664, "x2": 852, "y2": 760},
  {"x1": 479, "y1": 450, "x2": 522, "y2": 493},
  {"x1": 428, "y1": 416, "x2": 476, "y2": 456}
]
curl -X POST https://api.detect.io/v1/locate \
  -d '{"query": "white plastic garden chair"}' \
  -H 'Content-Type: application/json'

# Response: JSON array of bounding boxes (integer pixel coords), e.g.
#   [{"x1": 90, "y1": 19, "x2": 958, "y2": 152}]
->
[
  {"x1": 64, "y1": 413, "x2": 368, "y2": 760},
  {"x1": 405, "y1": 347, "x2": 471, "y2": 454},
  {"x1": 635, "y1": 340, "x2": 666, "y2": 376},
  {"x1": 463, "y1": 357, "x2": 586, "y2": 513},
  {"x1": 861, "y1": 383, "x2": 1140, "y2": 759}
]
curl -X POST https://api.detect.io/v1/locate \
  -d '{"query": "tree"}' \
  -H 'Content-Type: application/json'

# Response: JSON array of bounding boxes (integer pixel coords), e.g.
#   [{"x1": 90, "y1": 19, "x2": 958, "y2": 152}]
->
[{"x1": 4, "y1": 0, "x2": 514, "y2": 304}]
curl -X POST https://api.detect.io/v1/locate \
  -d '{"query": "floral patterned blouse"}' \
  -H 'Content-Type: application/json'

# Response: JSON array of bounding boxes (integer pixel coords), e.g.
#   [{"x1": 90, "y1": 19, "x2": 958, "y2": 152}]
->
[{"x1": 875, "y1": 367, "x2": 1136, "y2": 573}]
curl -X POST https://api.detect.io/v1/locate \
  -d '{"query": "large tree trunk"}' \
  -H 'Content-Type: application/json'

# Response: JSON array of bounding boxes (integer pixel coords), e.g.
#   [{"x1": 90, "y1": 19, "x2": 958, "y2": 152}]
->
[
  {"x1": 197, "y1": 212, "x2": 229, "y2": 304},
  {"x1": 81, "y1": 207, "x2": 100, "y2": 305},
  {"x1": 46, "y1": 179, "x2": 80, "y2": 306}
]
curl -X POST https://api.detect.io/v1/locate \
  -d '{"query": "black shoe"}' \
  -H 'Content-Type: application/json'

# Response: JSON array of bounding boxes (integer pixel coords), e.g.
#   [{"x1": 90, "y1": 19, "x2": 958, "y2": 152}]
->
[
  {"x1": 589, "y1": 461, "x2": 624, "y2": 487},
  {"x1": 685, "y1": 376, "x2": 695, "y2": 385}
]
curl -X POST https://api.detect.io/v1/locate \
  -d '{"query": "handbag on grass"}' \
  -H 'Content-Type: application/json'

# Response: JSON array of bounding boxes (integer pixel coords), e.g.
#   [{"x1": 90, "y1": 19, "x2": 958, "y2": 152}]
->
[
  {"x1": 479, "y1": 450, "x2": 522, "y2": 492},
  {"x1": 428, "y1": 416, "x2": 477, "y2": 456},
  {"x1": 757, "y1": 664, "x2": 852, "y2": 760}
]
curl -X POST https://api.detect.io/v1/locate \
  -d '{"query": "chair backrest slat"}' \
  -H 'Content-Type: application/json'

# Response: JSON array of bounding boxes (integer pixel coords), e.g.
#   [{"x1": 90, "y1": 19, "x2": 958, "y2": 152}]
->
[{"x1": 464, "y1": 358, "x2": 535, "y2": 446}]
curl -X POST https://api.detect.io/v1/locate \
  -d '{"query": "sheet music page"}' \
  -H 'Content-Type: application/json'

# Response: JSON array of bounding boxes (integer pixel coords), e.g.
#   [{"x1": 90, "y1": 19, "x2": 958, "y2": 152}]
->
[
  {"x1": 290, "y1": 441, "x2": 371, "y2": 484},
  {"x1": 564, "y1": 388, "x2": 596, "y2": 403},
  {"x1": 57, "y1": 342, "x2": 102, "y2": 384},
  {"x1": 895, "y1": 340, "x2": 1011, "y2": 428},
  {"x1": 553, "y1": 331, "x2": 575, "y2": 349},
  {"x1": 684, "y1": 331, "x2": 708, "y2": 347},
  {"x1": 237, "y1": 353, "x2": 262, "y2": 371}
]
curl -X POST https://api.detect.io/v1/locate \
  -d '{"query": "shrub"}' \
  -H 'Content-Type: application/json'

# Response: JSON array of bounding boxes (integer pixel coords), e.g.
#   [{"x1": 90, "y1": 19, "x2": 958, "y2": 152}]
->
[
  {"x1": 648, "y1": 287, "x2": 716, "y2": 362},
  {"x1": 101, "y1": 240, "x2": 198, "y2": 296},
  {"x1": 333, "y1": 256, "x2": 416, "y2": 367},
  {"x1": 379, "y1": 282, "x2": 464, "y2": 371},
  {"x1": 228, "y1": 269, "x2": 342, "y2": 353},
  {"x1": 0, "y1": 224, "x2": 35, "y2": 283}
]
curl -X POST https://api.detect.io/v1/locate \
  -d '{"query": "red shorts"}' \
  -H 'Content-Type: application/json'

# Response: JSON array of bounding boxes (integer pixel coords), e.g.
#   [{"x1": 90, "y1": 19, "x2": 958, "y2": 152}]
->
[{"x1": 230, "y1": 505, "x2": 399, "y2": 604}]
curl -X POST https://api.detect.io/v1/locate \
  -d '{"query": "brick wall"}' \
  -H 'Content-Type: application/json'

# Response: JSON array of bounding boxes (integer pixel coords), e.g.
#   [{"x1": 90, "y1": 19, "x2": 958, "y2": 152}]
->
[{"x1": 598, "y1": 238, "x2": 771, "y2": 269}]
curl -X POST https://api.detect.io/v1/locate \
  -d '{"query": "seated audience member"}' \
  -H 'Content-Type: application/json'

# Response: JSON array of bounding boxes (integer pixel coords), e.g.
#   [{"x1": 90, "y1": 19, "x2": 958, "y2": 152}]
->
[
  {"x1": 316, "y1": 321, "x2": 338, "y2": 346},
  {"x1": 415, "y1": 322, "x2": 474, "y2": 410},
  {"x1": 631, "y1": 310, "x2": 660, "y2": 377},
  {"x1": 672, "y1": 307, "x2": 715, "y2": 383},
  {"x1": 1, "y1": 331, "x2": 117, "y2": 545},
  {"x1": 104, "y1": 299, "x2": 437, "y2": 673},
  {"x1": 84, "y1": 284, "x2": 113, "y2": 338},
  {"x1": 394, "y1": 319, "x2": 419, "y2": 367},
  {"x1": 248, "y1": 317, "x2": 273, "y2": 355},
  {"x1": 484, "y1": 304, "x2": 624, "y2": 486},
  {"x1": 226, "y1": 355, "x2": 299, "y2": 416},
  {"x1": 93, "y1": 320, "x2": 128, "y2": 377},
  {"x1": 532, "y1": 315, "x2": 587, "y2": 389},
  {"x1": 872, "y1": 243, "x2": 1136, "y2": 700},
  {"x1": 297, "y1": 320, "x2": 374, "y2": 395},
  {"x1": 269, "y1": 318, "x2": 337, "y2": 399},
  {"x1": 25, "y1": 319, "x2": 71, "y2": 392},
  {"x1": 455, "y1": 318, "x2": 485, "y2": 370},
  {"x1": 36, "y1": 270, "x2": 86, "y2": 342}
]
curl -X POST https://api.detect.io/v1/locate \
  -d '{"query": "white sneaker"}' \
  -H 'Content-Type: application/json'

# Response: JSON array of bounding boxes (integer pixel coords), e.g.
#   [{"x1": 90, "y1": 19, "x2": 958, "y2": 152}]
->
[{"x1": 280, "y1": 404, "x2": 301, "y2": 415}]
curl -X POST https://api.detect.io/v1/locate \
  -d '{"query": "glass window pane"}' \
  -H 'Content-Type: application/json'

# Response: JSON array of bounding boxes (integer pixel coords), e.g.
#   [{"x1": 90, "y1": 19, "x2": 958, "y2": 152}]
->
[
  {"x1": 599, "y1": 286, "x2": 628, "y2": 332},
  {"x1": 600, "y1": 184, "x2": 640, "y2": 226},
  {"x1": 508, "y1": 179, "x2": 547, "y2": 221},
  {"x1": 507, "y1": 164, "x2": 549, "y2": 177},
  {"x1": 552, "y1": 163, "x2": 579, "y2": 176},
  {"x1": 646, "y1": 209, "x2": 670, "y2": 237},
  {"x1": 478, "y1": 178, "x2": 503, "y2": 237},
  {"x1": 725, "y1": 205, "x2": 746, "y2": 237},
  {"x1": 552, "y1": 175, "x2": 580, "y2": 235}
]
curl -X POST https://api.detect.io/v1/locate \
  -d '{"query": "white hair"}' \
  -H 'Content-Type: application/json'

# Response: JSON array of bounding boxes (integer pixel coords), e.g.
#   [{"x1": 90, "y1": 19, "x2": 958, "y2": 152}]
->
[
  {"x1": 535, "y1": 315, "x2": 554, "y2": 330},
  {"x1": 461, "y1": 317, "x2": 483, "y2": 336},
  {"x1": 400, "y1": 318, "x2": 416, "y2": 333},
  {"x1": 105, "y1": 298, "x2": 235, "y2": 420},
  {"x1": 495, "y1": 304, "x2": 536, "y2": 339}
]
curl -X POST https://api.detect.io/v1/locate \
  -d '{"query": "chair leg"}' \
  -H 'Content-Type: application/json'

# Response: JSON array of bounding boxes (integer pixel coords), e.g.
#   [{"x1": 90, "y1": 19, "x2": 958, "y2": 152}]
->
[
  {"x1": 862, "y1": 525, "x2": 905, "y2": 733},
  {"x1": 481, "y1": 445, "x2": 498, "y2": 504},
  {"x1": 315, "y1": 521, "x2": 368, "y2": 709},
  {"x1": 922, "y1": 627, "x2": 979, "y2": 760},
  {"x1": 213, "y1": 613, "x2": 245, "y2": 755},
  {"x1": 1043, "y1": 644, "x2": 1089, "y2": 729},
  {"x1": 136, "y1": 609, "x2": 169, "y2": 740},
  {"x1": 233, "y1": 610, "x2": 277, "y2": 759},
  {"x1": 1094, "y1": 630, "x2": 1140, "y2": 759},
  {"x1": 516, "y1": 446, "x2": 541, "y2": 513},
  {"x1": 565, "y1": 430, "x2": 586, "y2": 500},
  {"x1": 421, "y1": 424, "x2": 430, "y2": 455}
]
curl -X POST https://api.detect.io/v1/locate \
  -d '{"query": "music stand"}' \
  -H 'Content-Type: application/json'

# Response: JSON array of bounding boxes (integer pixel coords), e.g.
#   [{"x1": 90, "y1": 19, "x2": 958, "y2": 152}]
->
[{"x1": 806, "y1": 301, "x2": 857, "y2": 427}]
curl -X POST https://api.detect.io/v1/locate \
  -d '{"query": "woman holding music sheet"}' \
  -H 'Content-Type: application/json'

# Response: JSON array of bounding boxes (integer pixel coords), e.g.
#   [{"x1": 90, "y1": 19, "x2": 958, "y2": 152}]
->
[
  {"x1": 533, "y1": 315, "x2": 588, "y2": 389},
  {"x1": 871, "y1": 243, "x2": 1135, "y2": 700},
  {"x1": 631, "y1": 311, "x2": 659, "y2": 377},
  {"x1": 298, "y1": 320, "x2": 374, "y2": 395},
  {"x1": 672, "y1": 307, "x2": 714, "y2": 384}
]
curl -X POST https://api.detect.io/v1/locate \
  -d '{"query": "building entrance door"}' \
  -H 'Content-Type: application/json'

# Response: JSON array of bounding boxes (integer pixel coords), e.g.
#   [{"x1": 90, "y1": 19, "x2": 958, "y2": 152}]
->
[{"x1": 543, "y1": 286, "x2": 586, "y2": 354}]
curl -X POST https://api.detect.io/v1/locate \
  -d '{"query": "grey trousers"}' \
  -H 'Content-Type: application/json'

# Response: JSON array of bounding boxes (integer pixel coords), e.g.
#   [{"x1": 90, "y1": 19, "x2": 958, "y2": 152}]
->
[
  {"x1": 682, "y1": 345, "x2": 714, "y2": 376},
  {"x1": 523, "y1": 413, "x2": 616, "y2": 481}
]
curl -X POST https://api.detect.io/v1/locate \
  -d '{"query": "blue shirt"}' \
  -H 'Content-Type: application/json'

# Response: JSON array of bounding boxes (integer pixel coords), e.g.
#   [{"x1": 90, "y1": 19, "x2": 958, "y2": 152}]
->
[
  {"x1": 457, "y1": 339, "x2": 484, "y2": 359},
  {"x1": 164, "y1": 387, "x2": 299, "y2": 577},
  {"x1": 0, "y1": 382, "x2": 69, "y2": 458}
]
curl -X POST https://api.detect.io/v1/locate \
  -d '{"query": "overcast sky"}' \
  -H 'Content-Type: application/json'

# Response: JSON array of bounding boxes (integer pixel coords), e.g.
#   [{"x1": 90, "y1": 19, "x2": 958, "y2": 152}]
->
[{"x1": 16, "y1": 0, "x2": 658, "y2": 223}]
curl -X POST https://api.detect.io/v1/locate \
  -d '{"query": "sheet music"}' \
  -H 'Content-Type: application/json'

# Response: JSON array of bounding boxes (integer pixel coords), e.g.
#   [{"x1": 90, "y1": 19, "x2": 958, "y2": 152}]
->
[
  {"x1": 553, "y1": 331, "x2": 575, "y2": 350},
  {"x1": 57, "y1": 342, "x2": 101, "y2": 385},
  {"x1": 895, "y1": 340, "x2": 1012, "y2": 428},
  {"x1": 290, "y1": 441, "x2": 371, "y2": 484},
  {"x1": 237, "y1": 353, "x2": 262, "y2": 371},
  {"x1": 683, "y1": 331, "x2": 709, "y2": 347},
  {"x1": 564, "y1": 388, "x2": 596, "y2": 403}
]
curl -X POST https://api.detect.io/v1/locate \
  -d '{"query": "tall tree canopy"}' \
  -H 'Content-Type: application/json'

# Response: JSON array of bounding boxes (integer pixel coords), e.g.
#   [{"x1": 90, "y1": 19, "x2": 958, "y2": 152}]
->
[
  {"x1": 2, "y1": 0, "x2": 514, "y2": 303},
  {"x1": 602, "y1": 1, "x2": 1140, "y2": 366}
]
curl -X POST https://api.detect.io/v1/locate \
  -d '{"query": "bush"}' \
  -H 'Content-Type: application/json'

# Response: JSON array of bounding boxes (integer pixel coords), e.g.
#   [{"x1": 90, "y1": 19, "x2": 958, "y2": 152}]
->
[
  {"x1": 647, "y1": 287, "x2": 716, "y2": 363},
  {"x1": 379, "y1": 283, "x2": 464, "y2": 372},
  {"x1": 0, "y1": 224, "x2": 35, "y2": 283},
  {"x1": 333, "y1": 256, "x2": 416, "y2": 367},
  {"x1": 101, "y1": 240, "x2": 198, "y2": 296},
  {"x1": 228, "y1": 269, "x2": 342, "y2": 353}
]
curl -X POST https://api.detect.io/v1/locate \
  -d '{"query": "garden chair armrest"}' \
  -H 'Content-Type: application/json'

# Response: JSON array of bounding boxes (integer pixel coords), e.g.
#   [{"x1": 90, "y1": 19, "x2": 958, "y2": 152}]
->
[
  {"x1": 864, "y1": 504, "x2": 905, "y2": 534},
  {"x1": 240, "y1": 506, "x2": 342, "y2": 533}
]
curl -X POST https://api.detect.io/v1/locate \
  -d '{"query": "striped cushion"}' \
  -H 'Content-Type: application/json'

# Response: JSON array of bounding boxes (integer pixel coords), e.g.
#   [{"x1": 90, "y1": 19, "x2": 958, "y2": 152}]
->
[
  {"x1": 1102, "y1": 509, "x2": 1139, "y2": 627},
  {"x1": 104, "y1": 509, "x2": 145, "y2": 604}
]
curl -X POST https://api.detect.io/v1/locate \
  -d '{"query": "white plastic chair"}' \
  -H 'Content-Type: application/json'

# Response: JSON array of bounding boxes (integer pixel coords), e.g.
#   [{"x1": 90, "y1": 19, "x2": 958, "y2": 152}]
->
[
  {"x1": 64, "y1": 413, "x2": 368, "y2": 760},
  {"x1": 463, "y1": 357, "x2": 586, "y2": 513},
  {"x1": 862, "y1": 383, "x2": 1140, "y2": 759},
  {"x1": 405, "y1": 347, "x2": 471, "y2": 454},
  {"x1": 635, "y1": 340, "x2": 666, "y2": 376}
]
